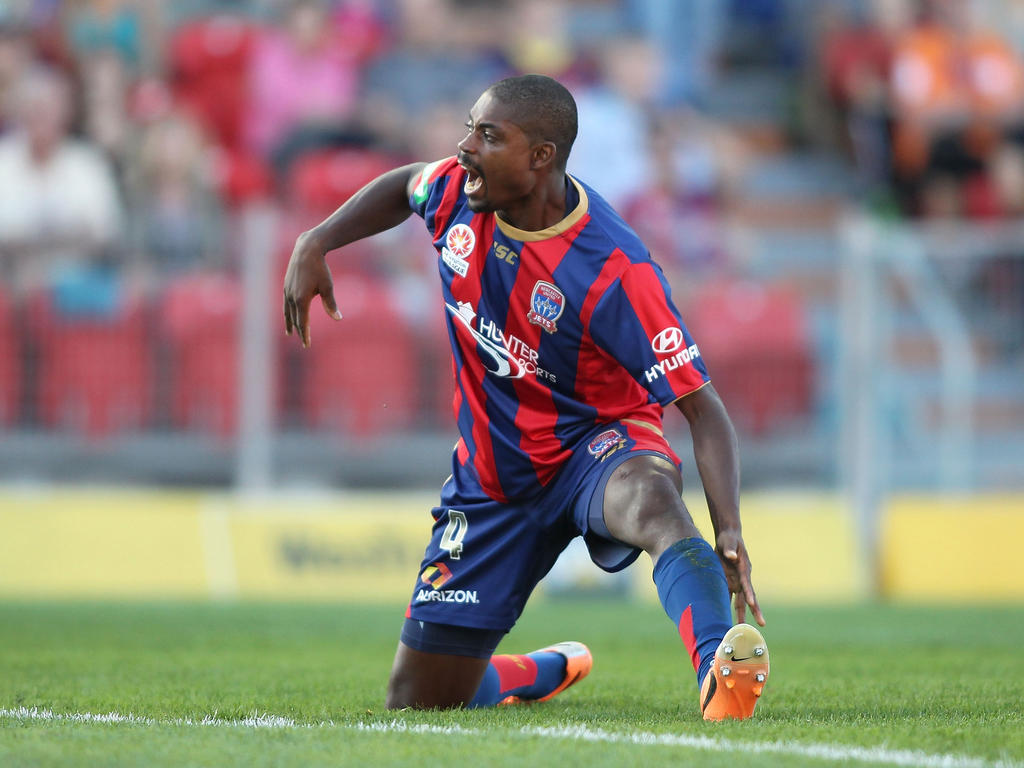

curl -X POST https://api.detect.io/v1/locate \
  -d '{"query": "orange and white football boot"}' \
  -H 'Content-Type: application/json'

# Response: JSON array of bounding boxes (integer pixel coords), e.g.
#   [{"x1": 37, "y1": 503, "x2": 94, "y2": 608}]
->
[
  {"x1": 699, "y1": 624, "x2": 769, "y2": 721},
  {"x1": 499, "y1": 641, "x2": 593, "y2": 705}
]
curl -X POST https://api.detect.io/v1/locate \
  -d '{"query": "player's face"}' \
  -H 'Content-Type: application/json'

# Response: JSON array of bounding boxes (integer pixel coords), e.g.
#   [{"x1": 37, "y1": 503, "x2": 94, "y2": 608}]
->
[{"x1": 456, "y1": 91, "x2": 536, "y2": 213}]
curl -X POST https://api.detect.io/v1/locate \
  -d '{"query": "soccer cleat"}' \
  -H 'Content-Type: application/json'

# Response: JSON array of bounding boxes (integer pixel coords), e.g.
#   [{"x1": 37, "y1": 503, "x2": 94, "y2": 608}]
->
[
  {"x1": 499, "y1": 641, "x2": 593, "y2": 705},
  {"x1": 699, "y1": 624, "x2": 770, "y2": 721}
]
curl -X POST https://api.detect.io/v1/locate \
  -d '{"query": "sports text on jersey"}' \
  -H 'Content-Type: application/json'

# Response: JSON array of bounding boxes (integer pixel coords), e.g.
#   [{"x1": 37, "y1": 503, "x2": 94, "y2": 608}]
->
[
  {"x1": 446, "y1": 300, "x2": 557, "y2": 383},
  {"x1": 645, "y1": 344, "x2": 701, "y2": 383},
  {"x1": 414, "y1": 588, "x2": 480, "y2": 604},
  {"x1": 492, "y1": 243, "x2": 518, "y2": 265}
]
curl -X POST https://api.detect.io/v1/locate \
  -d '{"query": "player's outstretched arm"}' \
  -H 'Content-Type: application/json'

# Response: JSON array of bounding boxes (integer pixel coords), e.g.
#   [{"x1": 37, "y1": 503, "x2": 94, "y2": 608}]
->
[
  {"x1": 675, "y1": 384, "x2": 766, "y2": 627},
  {"x1": 283, "y1": 162, "x2": 426, "y2": 347}
]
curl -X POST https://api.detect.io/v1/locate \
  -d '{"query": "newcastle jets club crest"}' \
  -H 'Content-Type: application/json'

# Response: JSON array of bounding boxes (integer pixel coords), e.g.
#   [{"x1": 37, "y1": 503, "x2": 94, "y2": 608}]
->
[{"x1": 526, "y1": 281, "x2": 565, "y2": 334}]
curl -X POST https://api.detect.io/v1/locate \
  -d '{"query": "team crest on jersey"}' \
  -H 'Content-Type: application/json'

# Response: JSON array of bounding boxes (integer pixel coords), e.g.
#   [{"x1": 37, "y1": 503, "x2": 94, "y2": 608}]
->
[
  {"x1": 526, "y1": 281, "x2": 565, "y2": 334},
  {"x1": 442, "y1": 223, "x2": 475, "y2": 277},
  {"x1": 588, "y1": 428, "x2": 626, "y2": 461}
]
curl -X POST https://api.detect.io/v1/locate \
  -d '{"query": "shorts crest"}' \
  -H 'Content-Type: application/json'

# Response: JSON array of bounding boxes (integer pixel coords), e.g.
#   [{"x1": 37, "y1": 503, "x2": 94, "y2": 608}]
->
[{"x1": 587, "y1": 428, "x2": 626, "y2": 461}]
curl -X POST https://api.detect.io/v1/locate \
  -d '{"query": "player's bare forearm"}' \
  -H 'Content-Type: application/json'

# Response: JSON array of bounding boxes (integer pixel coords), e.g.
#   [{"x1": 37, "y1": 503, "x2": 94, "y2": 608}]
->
[
  {"x1": 283, "y1": 162, "x2": 425, "y2": 346},
  {"x1": 676, "y1": 384, "x2": 765, "y2": 625},
  {"x1": 302, "y1": 162, "x2": 425, "y2": 253},
  {"x1": 675, "y1": 384, "x2": 741, "y2": 537}
]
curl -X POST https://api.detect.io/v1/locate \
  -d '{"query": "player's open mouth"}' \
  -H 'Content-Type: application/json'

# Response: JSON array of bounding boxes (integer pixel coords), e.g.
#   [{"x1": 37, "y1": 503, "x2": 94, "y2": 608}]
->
[{"x1": 463, "y1": 166, "x2": 484, "y2": 196}]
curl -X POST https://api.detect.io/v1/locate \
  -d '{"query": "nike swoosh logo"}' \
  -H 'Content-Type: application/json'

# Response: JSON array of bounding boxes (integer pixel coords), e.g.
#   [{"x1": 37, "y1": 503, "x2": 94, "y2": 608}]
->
[{"x1": 731, "y1": 655, "x2": 752, "y2": 662}]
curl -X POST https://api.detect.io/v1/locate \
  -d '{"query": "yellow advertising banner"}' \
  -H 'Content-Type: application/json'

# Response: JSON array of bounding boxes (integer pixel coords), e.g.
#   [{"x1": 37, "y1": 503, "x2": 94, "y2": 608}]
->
[
  {"x1": 880, "y1": 495, "x2": 1024, "y2": 600},
  {"x1": 0, "y1": 488, "x2": 1021, "y2": 601},
  {"x1": 0, "y1": 489, "x2": 208, "y2": 597}
]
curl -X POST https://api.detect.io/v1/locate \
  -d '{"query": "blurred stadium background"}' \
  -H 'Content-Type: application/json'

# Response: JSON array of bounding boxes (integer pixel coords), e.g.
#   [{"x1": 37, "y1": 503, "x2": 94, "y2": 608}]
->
[{"x1": 0, "y1": 0, "x2": 1021, "y2": 606}]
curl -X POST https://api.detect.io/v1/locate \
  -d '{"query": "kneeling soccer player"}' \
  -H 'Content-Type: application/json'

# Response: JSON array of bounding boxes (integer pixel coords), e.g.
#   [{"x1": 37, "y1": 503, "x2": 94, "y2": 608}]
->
[{"x1": 283, "y1": 74, "x2": 769, "y2": 720}]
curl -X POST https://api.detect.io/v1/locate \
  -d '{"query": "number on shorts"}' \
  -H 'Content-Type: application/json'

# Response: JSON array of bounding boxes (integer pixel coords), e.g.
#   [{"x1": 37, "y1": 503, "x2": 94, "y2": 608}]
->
[{"x1": 440, "y1": 510, "x2": 468, "y2": 560}]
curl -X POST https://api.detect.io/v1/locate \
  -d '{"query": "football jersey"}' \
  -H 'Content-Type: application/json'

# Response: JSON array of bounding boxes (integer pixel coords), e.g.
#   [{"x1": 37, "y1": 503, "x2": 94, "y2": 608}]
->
[{"x1": 409, "y1": 156, "x2": 710, "y2": 502}]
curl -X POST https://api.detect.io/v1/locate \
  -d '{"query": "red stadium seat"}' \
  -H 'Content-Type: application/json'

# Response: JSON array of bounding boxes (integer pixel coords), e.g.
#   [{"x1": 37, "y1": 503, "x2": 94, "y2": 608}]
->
[
  {"x1": 287, "y1": 149, "x2": 398, "y2": 218},
  {"x1": 209, "y1": 147, "x2": 274, "y2": 206},
  {"x1": 33, "y1": 291, "x2": 152, "y2": 437},
  {"x1": 169, "y1": 17, "x2": 260, "y2": 150},
  {"x1": 0, "y1": 286, "x2": 19, "y2": 426},
  {"x1": 300, "y1": 275, "x2": 416, "y2": 436},
  {"x1": 161, "y1": 273, "x2": 242, "y2": 437},
  {"x1": 688, "y1": 280, "x2": 814, "y2": 435}
]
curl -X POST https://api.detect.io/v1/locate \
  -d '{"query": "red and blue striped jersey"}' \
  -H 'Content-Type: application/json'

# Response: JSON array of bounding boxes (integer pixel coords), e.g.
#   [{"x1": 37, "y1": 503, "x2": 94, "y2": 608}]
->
[{"x1": 410, "y1": 156, "x2": 710, "y2": 502}]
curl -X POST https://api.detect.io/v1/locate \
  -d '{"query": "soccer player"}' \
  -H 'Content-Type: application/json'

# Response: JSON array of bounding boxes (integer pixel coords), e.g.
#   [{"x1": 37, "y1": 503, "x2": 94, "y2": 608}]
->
[{"x1": 283, "y1": 75, "x2": 769, "y2": 720}]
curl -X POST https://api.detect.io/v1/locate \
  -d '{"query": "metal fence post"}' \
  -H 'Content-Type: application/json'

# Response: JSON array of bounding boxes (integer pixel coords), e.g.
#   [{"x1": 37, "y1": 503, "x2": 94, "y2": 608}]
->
[{"x1": 235, "y1": 203, "x2": 276, "y2": 492}]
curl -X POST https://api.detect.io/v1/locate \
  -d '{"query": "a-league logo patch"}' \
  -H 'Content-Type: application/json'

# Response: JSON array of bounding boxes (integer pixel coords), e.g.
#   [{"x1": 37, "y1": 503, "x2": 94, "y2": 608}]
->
[
  {"x1": 526, "y1": 281, "x2": 565, "y2": 334},
  {"x1": 587, "y1": 428, "x2": 626, "y2": 461},
  {"x1": 442, "y1": 223, "x2": 475, "y2": 277}
]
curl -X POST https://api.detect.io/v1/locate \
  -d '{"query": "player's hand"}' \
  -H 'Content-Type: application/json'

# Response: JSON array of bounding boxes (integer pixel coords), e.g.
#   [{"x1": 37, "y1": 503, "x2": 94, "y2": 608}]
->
[
  {"x1": 715, "y1": 530, "x2": 766, "y2": 627},
  {"x1": 283, "y1": 230, "x2": 343, "y2": 348}
]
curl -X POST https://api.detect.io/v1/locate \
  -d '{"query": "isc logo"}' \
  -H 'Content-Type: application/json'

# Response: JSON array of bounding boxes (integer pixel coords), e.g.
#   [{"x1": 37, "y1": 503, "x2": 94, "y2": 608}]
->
[{"x1": 492, "y1": 243, "x2": 518, "y2": 265}]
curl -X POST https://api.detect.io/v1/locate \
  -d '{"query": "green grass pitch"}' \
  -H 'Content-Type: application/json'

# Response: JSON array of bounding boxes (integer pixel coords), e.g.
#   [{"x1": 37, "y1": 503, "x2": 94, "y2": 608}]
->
[{"x1": 0, "y1": 600, "x2": 1021, "y2": 767}]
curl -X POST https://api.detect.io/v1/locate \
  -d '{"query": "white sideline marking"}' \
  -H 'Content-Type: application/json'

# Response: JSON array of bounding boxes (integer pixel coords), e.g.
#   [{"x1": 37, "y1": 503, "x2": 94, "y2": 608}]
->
[{"x1": 2, "y1": 707, "x2": 1020, "y2": 768}]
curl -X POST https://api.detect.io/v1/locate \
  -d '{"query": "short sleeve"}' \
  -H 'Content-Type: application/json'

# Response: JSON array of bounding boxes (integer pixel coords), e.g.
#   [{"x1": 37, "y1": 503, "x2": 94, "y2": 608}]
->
[
  {"x1": 589, "y1": 261, "x2": 709, "y2": 405},
  {"x1": 409, "y1": 156, "x2": 460, "y2": 220}
]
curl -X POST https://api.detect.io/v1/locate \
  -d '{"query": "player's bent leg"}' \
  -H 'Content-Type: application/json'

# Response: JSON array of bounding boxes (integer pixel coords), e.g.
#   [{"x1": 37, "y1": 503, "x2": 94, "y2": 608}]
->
[
  {"x1": 386, "y1": 618, "x2": 503, "y2": 709},
  {"x1": 600, "y1": 454, "x2": 766, "y2": 719},
  {"x1": 387, "y1": 618, "x2": 593, "y2": 709},
  {"x1": 479, "y1": 641, "x2": 593, "y2": 706},
  {"x1": 386, "y1": 641, "x2": 491, "y2": 709},
  {"x1": 600, "y1": 454, "x2": 700, "y2": 558}
]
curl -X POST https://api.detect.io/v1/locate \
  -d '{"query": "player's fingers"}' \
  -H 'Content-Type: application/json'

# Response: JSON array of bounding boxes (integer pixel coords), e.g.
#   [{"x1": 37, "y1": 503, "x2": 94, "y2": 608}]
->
[
  {"x1": 740, "y1": 574, "x2": 766, "y2": 627},
  {"x1": 747, "y1": 589, "x2": 766, "y2": 627},
  {"x1": 296, "y1": 296, "x2": 312, "y2": 348},
  {"x1": 734, "y1": 591, "x2": 747, "y2": 624},
  {"x1": 284, "y1": 294, "x2": 294, "y2": 335},
  {"x1": 321, "y1": 288, "x2": 343, "y2": 321}
]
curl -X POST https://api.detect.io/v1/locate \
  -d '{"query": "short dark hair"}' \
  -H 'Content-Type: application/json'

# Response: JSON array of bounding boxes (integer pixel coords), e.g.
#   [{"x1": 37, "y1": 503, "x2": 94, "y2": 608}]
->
[{"x1": 487, "y1": 74, "x2": 578, "y2": 170}]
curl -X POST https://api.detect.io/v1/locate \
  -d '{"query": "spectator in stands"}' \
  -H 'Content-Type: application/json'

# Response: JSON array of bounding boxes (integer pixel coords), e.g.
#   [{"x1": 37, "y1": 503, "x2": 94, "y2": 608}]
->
[
  {"x1": 245, "y1": 0, "x2": 371, "y2": 175},
  {"x1": 815, "y1": 1, "x2": 894, "y2": 194},
  {"x1": 65, "y1": 0, "x2": 144, "y2": 73},
  {"x1": 0, "y1": 16, "x2": 31, "y2": 133},
  {"x1": 126, "y1": 109, "x2": 224, "y2": 274},
  {"x1": 886, "y1": 0, "x2": 1024, "y2": 217},
  {"x1": 0, "y1": 65, "x2": 124, "y2": 293},
  {"x1": 570, "y1": 36, "x2": 659, "y2": 210},
  {"x1": 623, "y1": 0, "x2": 726, "y2": 107},
  {"x1": 503, "y1": 0, "x2": 576, "y2": 79},
  {"x1": 622, "y1": 113, "x2": 741, "y2": 305},
  {"x1": 78, "y1": 48, "x2": 131, "y2": 169},
  {"x1": 361, "y1": 0, "x2": 508, "y2": 153}
]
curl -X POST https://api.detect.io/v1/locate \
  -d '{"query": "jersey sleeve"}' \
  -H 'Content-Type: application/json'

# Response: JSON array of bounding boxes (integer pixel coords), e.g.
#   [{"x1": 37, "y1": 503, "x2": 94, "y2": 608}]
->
[
  {"x1": 589, "y1": 261, "x2": 710, "y2": 406},
  {"x1": 408, "y1": 156, "x2": 462, "y2": 230}
]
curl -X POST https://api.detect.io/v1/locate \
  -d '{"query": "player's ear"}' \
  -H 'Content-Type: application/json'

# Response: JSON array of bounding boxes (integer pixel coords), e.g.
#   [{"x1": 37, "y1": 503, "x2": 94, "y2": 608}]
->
[{"x1": 530, "y1": 141, "x2": 557, "y2": 170}]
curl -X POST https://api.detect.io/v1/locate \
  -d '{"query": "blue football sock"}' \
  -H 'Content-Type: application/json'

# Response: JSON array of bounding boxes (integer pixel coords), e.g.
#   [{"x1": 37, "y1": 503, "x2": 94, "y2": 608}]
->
[
  {"x1": 652, "y1": 537, "x2": 733, "y2": 688},
  {"x1": 468, "y1": 649, "x2": 568, "y2": 708}
]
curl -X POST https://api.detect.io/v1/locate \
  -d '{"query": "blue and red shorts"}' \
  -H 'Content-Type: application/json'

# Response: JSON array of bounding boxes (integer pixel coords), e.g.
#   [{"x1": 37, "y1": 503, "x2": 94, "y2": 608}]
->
[{"x1": 405, "y1": 419, "x2": 681, "y2": 633}]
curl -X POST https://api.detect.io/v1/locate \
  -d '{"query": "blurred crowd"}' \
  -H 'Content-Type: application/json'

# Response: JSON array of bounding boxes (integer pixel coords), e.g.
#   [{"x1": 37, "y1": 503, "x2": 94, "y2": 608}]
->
[
  {"x1": 815, "y1": 0, "x2": 1024, "y2": 218},
  {"x1": 0, "y1": 0, "x2": 1021, "y2": 440},
  {"x1": 3, "y1": 0, "x2": 1021, "y2": 297},
  {"x1": 0, "y1": 0, "x2": 754, "y2": 309}
]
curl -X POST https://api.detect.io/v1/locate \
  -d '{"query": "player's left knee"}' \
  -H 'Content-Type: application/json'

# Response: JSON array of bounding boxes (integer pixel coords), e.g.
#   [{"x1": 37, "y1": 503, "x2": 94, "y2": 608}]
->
[{"x1": 602, "y1": 455, "x2": 698, "y2": 552}]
